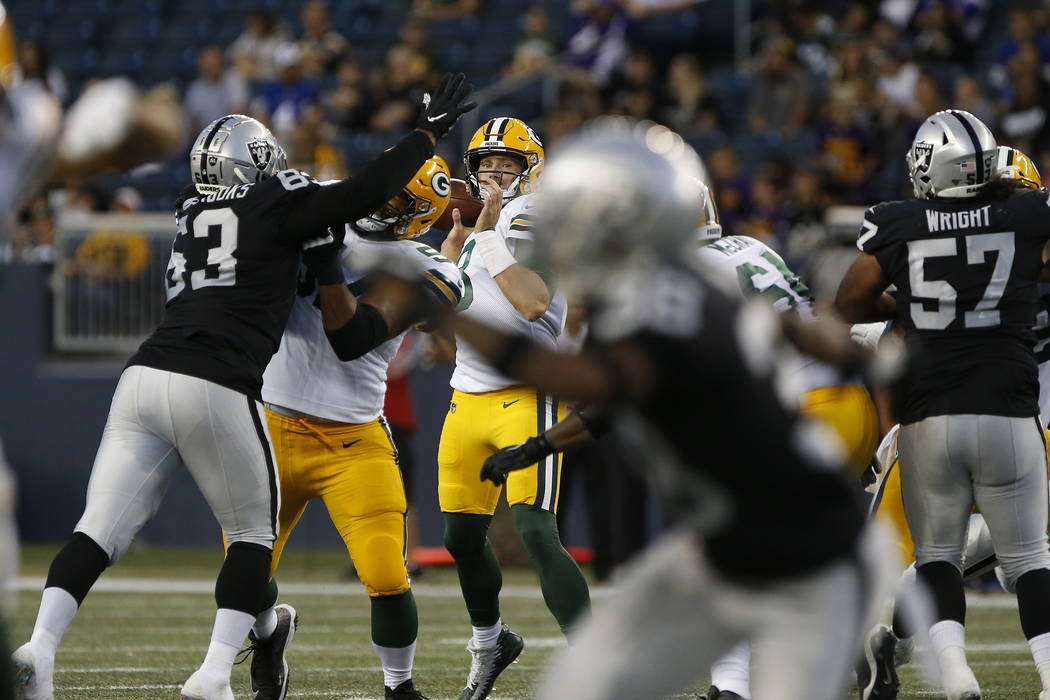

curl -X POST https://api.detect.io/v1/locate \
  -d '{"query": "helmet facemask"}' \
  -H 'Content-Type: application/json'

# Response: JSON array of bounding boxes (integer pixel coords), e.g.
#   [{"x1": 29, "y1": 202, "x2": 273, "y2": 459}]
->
[
  {"x1": 352, "y1": 192, "x2": 419, "y2": 240},
  {"x1": 466, "y1": 150, "x2": 530, "y2": 201}
]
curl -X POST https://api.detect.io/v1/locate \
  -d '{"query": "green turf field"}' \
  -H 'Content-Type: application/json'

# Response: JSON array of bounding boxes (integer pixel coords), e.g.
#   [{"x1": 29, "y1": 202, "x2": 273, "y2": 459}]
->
[{"x1": 12, "y1": 545, "x2": 1044, "y2": 699}]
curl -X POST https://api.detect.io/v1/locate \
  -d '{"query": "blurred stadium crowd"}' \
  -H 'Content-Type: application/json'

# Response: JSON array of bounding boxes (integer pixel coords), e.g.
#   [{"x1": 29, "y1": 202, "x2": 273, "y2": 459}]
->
[{"x1": 3, "y1": 0, "x2": 1044, "y2": 284}]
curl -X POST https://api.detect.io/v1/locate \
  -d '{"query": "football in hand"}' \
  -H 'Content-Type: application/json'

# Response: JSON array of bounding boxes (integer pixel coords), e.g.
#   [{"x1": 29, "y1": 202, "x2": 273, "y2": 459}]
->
[{"x1": 435, "y1": 178, "x2": 482, "y2": 230}]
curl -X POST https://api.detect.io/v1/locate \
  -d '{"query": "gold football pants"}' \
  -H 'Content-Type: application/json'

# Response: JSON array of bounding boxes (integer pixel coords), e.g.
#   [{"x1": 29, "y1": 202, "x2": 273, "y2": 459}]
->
[
  {"x1": 265, "y1": 410, "x2": 409, "y2": 597},
  {"x1": 801, "y1": 384, "x2": 880, "y2": 479},
  {"x1": 438, "y1": 386, "x2": 567, "y2": 514}
]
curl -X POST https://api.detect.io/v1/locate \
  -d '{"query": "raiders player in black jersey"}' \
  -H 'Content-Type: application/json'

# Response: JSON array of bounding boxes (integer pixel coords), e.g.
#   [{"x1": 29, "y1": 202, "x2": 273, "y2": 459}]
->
[
  {"x1": 12, "y1": 74, "x2": 475, "y2": 700},
  {"x1": 383, "y1": 120, "x2": 893, "y2": 700},
  {"x1": 836, "y1": 110, "x2": 1050, "y2": 700}
]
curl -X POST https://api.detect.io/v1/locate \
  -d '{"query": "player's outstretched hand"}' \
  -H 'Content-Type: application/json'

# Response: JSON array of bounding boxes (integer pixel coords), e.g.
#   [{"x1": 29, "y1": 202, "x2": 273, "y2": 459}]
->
[
  {"x1": 302, "y1": 231, "x2": 345, "y2": 286},
  {"x1": 418, "y1": 72, "x2": 477, "y2": 140},
  {"x1": 480, "y1": 435, "x2": 554, "y2": 486}
]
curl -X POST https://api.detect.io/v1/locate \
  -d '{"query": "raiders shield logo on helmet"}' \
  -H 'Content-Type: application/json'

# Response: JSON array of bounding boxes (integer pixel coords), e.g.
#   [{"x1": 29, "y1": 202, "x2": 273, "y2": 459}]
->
[
  {"x1": 247, "y1": 138, "x2": 272, "y2": 171},
  {"x1": 913, "y1": 141, "x2": 934, "y2": 173}
]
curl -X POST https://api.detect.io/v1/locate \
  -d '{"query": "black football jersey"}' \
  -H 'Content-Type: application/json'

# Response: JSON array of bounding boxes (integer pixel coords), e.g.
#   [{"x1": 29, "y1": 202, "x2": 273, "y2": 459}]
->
[
  {"x1": 588, "y1": 265, "x2": 864, "y2": 580},
  {"x1": 128, "y1": 171, "x2": 327, "y2": 399},
  {"x1": 860, "y1": 189, "x2": 1050, "y2": 424}
]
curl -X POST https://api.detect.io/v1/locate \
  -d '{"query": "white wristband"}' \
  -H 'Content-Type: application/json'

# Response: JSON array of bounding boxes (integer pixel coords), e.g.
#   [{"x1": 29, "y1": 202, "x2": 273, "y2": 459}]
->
[{"x1": 474, "y1": 229, "x2": 517, "y2": 277}]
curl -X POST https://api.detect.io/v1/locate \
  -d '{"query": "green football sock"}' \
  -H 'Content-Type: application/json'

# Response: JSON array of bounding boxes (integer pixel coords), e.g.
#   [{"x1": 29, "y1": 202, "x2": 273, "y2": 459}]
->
[
  {"x1": 371, "y1": 590, "x2": 418, "y2": 648},
  {"x1": 443, "y1": 512, "x2": 503, "y2": 627},
  {"x1": 512, "y1": 504, "x2": 590, "y2": 634}
]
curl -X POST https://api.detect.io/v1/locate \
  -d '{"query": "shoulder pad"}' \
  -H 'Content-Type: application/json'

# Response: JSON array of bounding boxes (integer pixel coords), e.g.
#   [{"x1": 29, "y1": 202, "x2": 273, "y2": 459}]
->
[{"x1": 857, "y1": 200, "x2": 912, "y2": 254}]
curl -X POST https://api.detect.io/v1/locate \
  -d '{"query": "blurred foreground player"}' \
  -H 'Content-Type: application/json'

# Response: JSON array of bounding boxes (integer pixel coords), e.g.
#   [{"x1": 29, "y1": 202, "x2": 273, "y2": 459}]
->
[
  {"x1": 421, "y1": 119, "x2": 895, "y2": 700},
  {"x1": 1, "y1": 5, "x2": 185, "y2": 699},
  {"x1": 837, "y1": 110, "x2": 1050, "y2": 700},
  {"x1": 246, "y1": 156, "x2": 462, "y2": 700},
  {"x1": 12, "y1": 75, "x2": 475, "y2": 700}
]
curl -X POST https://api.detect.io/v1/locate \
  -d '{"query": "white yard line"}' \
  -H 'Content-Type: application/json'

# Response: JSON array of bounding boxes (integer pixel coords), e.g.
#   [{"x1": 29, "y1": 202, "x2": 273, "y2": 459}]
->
[
  {"x1": 15, "y1": 576, "x2": 586, "y2": 599},
  {"x1": 16, "y1": 577, "x2": 1018, "y2": 609}
]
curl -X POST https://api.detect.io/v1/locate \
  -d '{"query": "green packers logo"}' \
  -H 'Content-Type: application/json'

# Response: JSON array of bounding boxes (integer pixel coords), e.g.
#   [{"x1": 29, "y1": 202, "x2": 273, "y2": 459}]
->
[{"x1": 432, "y1": 171, "x2": 451, "y2": 197}]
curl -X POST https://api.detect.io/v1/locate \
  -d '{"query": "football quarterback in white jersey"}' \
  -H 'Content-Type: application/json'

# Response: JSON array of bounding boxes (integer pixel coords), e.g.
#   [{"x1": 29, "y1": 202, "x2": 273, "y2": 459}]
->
[
  {"x1": 437, "y1": 117, "x2": 590, "y2": 700},
  {"x1": 225, "y1": 156, "x2": 461, "y2": 700}
]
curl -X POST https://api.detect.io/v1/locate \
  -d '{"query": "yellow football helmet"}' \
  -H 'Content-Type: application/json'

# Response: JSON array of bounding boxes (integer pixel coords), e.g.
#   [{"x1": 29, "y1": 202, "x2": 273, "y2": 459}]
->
[
  {"x1": 696, "y1": 179, "x2": 721, "y2": 244},
  {"x1": 464, "y1": 117, "x2": 544, "y2": 200},
  {"x1": 352, "y1": 155, "x2": 452, "y2": 240},
  {"x1": 995, "y1": 145, "x2": 1042, "y2": 190}
]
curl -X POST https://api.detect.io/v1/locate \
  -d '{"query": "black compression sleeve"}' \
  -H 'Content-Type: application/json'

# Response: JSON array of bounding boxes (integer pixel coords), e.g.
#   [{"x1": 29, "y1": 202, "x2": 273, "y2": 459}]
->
[
  {"x1": 283, "y1": 131, "x2": 435, "y2": 238},
  {"x1": 324, "y1": 303, "x2": 390, "y2": 361}
]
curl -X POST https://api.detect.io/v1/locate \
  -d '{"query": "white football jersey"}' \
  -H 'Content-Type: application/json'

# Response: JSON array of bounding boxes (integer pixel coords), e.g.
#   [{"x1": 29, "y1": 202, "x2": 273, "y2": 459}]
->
[
  {"x1": 697, "y1": 235, "x2": 848, "y2": 392},
  {"x1": 263, "y1": 229, "x2": 463, "y2": 423},
  {"x1": 451, "y1": 193, "x2": 567, "y2": 393}
]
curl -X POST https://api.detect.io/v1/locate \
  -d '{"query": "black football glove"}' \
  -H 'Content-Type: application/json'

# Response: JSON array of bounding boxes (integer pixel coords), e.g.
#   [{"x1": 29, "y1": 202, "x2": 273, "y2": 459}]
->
[
  {"x1": 417, "y1": 72, "x2": 477, "y2": 140},
  {"x1": 480, "y1": 434, "x2": 554, "y2": 486},
  {"x1": 302, "y1": 231, "x2": 345, "y2": 286}
]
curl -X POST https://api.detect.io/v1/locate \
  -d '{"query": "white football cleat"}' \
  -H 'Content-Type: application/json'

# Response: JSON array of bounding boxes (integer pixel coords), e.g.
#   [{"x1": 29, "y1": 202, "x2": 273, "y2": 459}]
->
[
  {"x1": 1040, "y1": 690, "x2": 1050, "y2": 700},
  {"x1": 180, "y1": 669, "x2": 235, "y2": 700},
  {"x1": 12, "y1": 643, "x2": 54, "y2": 700},
  {"x1": 941, "y1": 662, "x2": 981, "y2": 700}
]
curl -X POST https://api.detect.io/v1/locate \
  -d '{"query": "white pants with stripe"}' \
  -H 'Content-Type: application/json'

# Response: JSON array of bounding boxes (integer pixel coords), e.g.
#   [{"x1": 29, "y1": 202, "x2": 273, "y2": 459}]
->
[
  {"x1": 539, "y1": 525, "x2": 895, "y2": 700},
  {"x1": 74, "y1": 365, "x2": 280, "y2": 561}
]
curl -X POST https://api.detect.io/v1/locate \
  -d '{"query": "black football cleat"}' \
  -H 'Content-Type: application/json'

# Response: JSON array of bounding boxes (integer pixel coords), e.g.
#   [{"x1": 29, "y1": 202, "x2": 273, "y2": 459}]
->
[
  {"x1": 385, "y1": 678, "x2": 430, "y2": 699},
  {"x1": 242, "y1": 603, "x2": 298, "y2": 700},
  {"x1": 857, "y1": 624, "x2": 900, "y2": 700},
  {"x1": 698, "y1": 685, "x2": 745, "y2": 700}
]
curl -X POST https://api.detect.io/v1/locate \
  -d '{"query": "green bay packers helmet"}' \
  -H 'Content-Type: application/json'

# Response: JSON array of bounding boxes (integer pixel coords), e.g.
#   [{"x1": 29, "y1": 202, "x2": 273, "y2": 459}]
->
[
  {"x1": 907, "y1": 109, "x2": 996, "y2": 200},
  {"x1": 190, "y1": 114, "x2": 288, "y2": 195},
  {"x1": 696, "y1": 179, "x2": 721, "y2": 244},
  {"x1": 464, "y1": 117, "x2": 544, "y2": 201},
  {"x1": 352, "y1": 155, "x2": 452, "y2": 240},
  {"x1": 995, "y1": 145, "x2": 1042, "y2": 190}
]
